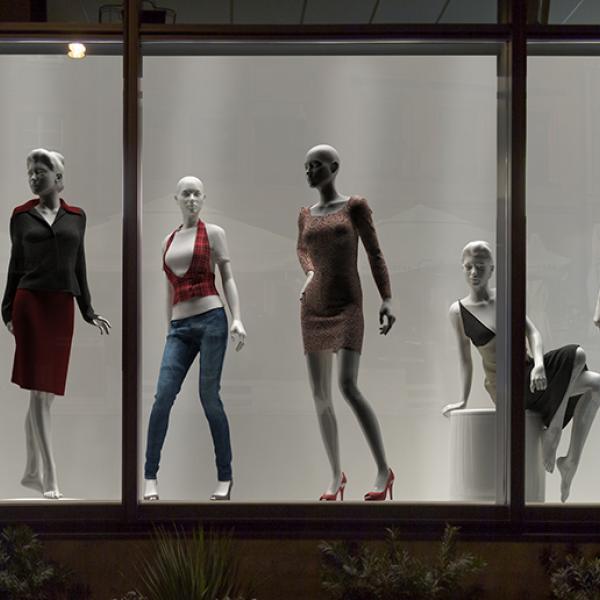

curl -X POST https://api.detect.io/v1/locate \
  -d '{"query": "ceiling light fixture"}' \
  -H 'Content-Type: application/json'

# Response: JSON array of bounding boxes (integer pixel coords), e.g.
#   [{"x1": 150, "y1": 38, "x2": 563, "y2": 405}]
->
[{"x1": 67, "y1": 42, "x2": 86, "y2": 59}]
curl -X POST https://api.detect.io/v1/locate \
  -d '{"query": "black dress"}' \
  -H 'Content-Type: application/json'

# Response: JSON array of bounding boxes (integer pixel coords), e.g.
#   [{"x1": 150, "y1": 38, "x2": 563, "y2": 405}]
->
[{"x1": 459, "y1": 301, "x2": 582, "y2": 428}]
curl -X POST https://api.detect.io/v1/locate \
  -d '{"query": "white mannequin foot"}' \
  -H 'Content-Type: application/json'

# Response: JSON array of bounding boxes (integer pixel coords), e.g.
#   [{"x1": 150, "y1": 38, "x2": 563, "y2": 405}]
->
[
  {"x1": 43, "y1": 489, "x2": 63, "y2": 500},
  {"x1": 542, "y1": 427, "x2": 561, "y2": 473},
  {"x1": 372, "y1": 467, "x2": 392, "y2": 493},
  {"x1": 210, "y1": 480, "x2": 232, "y2": 501},
  {"x1": 557, "y1": 456, "x2": 576, "y2": 503},
  {"x1": 143, "y1": 479, "x2": 159, "y2": 501},
  {"x1": 21, "y1": 472, "x2": 43, "y2": 493},
  {"x1": 42, "y1": 470, "x2": 61, "y2": 499}
]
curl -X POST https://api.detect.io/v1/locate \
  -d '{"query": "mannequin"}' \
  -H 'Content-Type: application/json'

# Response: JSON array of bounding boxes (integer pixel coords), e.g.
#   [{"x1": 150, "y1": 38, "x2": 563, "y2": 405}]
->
[
  {"x1": 443, "y1": 241, "x2": 600, "y2": 502},
  {"x1": 143, "y1": 176, "x2": 246, "y2": 502},
  {"x1": 297, "y1": 144, "x2": 396, "y2": 501},
  {"x1": 2, "y1": 149, "x2": 111, "y2": 499}
]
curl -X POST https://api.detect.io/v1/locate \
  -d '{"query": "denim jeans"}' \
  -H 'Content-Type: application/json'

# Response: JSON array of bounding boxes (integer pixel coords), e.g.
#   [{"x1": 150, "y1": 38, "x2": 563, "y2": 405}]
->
[{"x1": 144, "y1": 307, "x2": 232, "y2": 481}]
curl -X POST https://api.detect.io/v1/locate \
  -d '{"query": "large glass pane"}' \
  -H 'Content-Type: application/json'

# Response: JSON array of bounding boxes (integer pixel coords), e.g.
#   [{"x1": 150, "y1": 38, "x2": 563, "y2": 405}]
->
[
  {"x1": 136, "y1": 0, "x2": 498, "y2": 26},
  {"x1": 140, "y1": 52, "x2": 499, "y2": 503},
  {"x1": 0, "y1": 51, "x2": 122, "y2": 501},
  {"x1": 527, "y1": 55, "x2": 600, "y2": 504}
]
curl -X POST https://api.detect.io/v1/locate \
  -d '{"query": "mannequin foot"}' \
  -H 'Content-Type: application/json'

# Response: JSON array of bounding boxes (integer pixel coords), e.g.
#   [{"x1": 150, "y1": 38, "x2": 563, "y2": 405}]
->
[
  {"x1": 557, "y1": 456, "x2": 576, "y2": 503},
  {"x1": 210, "y1": 480, "x2": 232, "y2": 501},
  {"x1": 143, "y1": 479, "x2": 159, "y2": 501},
  {"x1": 320, "y1": 472, "x2": 347, "y2": 501},
  {"x1": 21, "y1": 472, "x2": 43, "y2": 493},
  {"x1": 364, "y1": 468, "x2": 394, "y2": 502},
  {"x1": 42, "y1": 489, "x2": 63, "y2": 500},
  {"x1": 542, "y1": 427, "x2": 561, "y2": 473}
]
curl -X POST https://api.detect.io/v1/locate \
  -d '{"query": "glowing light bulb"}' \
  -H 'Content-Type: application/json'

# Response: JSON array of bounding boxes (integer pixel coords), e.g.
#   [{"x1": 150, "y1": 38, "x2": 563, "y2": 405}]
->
[{"x1": 67, "y1": 43, "x2": 86, "y2": 59}]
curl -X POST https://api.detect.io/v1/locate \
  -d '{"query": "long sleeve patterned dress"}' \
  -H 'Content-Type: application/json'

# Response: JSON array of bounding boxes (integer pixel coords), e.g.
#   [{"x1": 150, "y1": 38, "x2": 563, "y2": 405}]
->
[{"x1": 297, "y1": 196, "x2": 391, "y2": 354}]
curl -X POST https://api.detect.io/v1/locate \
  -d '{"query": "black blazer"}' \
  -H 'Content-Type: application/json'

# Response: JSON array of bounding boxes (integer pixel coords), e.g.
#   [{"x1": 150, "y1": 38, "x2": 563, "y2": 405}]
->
[{"x1": 2, "y1": 199, "x2": 96, "y2": 325}]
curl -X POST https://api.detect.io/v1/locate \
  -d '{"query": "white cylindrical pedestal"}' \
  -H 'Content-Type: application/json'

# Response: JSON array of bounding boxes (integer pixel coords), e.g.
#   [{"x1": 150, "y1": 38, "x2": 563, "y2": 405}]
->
[{"x1": 449, "y1": 408, "x2": 545, "y2": 502}]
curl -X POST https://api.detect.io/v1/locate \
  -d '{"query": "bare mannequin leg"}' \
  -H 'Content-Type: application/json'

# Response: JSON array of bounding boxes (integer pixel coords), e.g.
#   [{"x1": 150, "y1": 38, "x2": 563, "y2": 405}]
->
[
  {"x1": 542, "y1": 346, "x2": 587, "y2": 473},
  {"x1": 28, "y1": 391, "x2": 61, "y2": 499},
  {"x1": 21, "y1": 405, "x2": 43, "y2": 493},
  {"x1": 337, "y1": 349, "x2": 389, "y2": 491},
  {"x1": 306, "y1": 351, "x2": 342, "y2": 495},
  {"x1": 556, "y1": 370, "x2": 600, "y2": 502}
]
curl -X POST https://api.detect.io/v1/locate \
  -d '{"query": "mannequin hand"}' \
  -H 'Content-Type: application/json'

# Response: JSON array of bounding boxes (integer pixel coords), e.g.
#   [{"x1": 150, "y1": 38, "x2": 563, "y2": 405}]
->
[
  {"x1": 300, "y1": 271, "x2": 314, "y2": 301},
  {"x1": 92, "y1": 315, "x2": 111, "y2": 335},
  {"x1": 530, "y1": 363, "x2": 547, "y2": 393},
  {"x1": 442, "y1": 401, "x2": 465, "y2": 417},
  {"x1": 594, "y1": 315, "x2": 600, "y2": 329},
  {"x1": 379, "y1": 299, "x2": 396, "y2": 335},
  {"x1": 230, "y1": 319, "x2": 246, "y2": 352},
  {"x1": 6, "y1": 321, "x2": 13, "y2": 335}
]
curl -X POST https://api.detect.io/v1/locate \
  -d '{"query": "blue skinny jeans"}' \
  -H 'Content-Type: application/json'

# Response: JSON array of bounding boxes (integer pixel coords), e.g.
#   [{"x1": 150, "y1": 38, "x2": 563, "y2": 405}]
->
[{"x1": 144, "y1": 307, "x2": 232, "y2": 481}]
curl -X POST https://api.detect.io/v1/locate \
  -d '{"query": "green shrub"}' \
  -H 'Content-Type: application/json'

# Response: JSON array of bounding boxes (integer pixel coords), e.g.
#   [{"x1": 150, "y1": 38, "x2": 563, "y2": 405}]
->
[
  {"x1": 136, "y1": 526, "x2": 254, "y2": 600},
  {"x1": 0, "y1": 525, "x2": 90, "y2": 600},
  {"x1": 320, "y1": 524, "x2": 485, "y2": 600},
  {"x1": 541, "y1": 545, "x2": 600, "y2": 599}
]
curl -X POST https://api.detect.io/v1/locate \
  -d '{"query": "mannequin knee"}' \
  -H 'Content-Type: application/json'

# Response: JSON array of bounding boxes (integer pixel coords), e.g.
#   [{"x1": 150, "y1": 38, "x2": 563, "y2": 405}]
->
[
  {"x1": 338, "y1": 376, "x2": 358, "y2": 400},
  {"x1": 587, "y1": 372, "x2": 600, "y2": 398},
  {"x1": 575, "y1": 346, "x2": 587, "y2": 369},
  {"x1": 312, "y1": 391, "x2": 332, "y2": 415}
]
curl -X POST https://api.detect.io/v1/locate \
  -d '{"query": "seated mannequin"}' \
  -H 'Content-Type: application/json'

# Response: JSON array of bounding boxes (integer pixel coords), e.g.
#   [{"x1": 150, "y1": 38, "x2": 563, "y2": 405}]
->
[
  {"x1": 443, "y1": 241, "x2": 600, "y2": 502},
  {"x1": 143, "y1": 176, "x2": 246, "y2": 502}
]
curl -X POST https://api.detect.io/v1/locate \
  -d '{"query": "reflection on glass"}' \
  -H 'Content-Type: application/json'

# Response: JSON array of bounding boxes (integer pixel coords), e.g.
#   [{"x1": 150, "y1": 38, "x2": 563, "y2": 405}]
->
[{"x1": 0, "y1": 55, "x2": 122, "y2": 501}]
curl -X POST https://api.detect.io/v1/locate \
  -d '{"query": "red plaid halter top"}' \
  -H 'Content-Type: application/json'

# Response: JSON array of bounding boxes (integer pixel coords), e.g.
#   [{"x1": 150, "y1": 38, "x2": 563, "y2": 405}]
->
[{"x1": 163, "y1": 219, "x2": 219, "y2": 305}]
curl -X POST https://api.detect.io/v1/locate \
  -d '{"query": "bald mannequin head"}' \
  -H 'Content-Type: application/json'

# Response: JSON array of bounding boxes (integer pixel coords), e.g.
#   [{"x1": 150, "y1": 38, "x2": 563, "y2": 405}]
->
[
  {"x1": 174, "y1": 176, "x2": 205, "y2": 218},
  {"x1": 304, "y1": 144, "x2": 341, "y2": 189}
]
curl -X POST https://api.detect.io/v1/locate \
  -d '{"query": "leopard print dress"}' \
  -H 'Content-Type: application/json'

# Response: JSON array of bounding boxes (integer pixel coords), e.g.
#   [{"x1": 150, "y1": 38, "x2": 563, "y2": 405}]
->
[{"x1": 296, "y1": 196, "x2": 391, "y2": 354}]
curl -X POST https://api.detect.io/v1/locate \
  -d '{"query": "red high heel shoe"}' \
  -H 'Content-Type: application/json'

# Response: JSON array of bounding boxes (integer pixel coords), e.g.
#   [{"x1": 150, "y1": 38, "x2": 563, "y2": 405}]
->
[
  {"x1": 364, "y1": 468, "x2": 394, "y2": 501},
  {"x1": 320, "y1": 472, "x2": 347, "y2": 501}
]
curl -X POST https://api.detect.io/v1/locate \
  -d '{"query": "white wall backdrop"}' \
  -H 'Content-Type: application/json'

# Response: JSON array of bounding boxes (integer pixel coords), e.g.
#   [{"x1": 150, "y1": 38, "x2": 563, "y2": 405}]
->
[
  {"x1": 528, "y1": 57, "x2": 600, "y2": 503},
  {"x1": 0, "y1": 55, "x2": 122, "y2": 501},
  {"x1": 141, "y1": 55, "x2": 497, "y2": 502}
]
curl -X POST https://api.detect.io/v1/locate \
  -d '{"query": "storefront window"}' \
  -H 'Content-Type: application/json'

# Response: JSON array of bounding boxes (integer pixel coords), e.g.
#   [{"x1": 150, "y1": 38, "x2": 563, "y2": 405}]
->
[
  {"x1": 0, "y1": 51, "x2": 122, "y2": 501},
  {"x1": 527, "y1": 55, "x2": 600, "y2": 504},
  {"x1": 139, "y1": 52, "x2": 501, "y2": 503}
]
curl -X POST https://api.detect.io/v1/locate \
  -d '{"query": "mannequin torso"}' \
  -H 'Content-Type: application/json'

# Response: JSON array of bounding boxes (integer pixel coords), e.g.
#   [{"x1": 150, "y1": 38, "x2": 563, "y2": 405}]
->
[{"x1": 163, "y1": 221, "x2": 228, "y2": 321}]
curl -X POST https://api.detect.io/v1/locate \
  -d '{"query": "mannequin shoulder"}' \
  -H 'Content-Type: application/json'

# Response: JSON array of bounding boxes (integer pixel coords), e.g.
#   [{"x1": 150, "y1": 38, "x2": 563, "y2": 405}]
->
[
  {"x1": 449, "y1": 300, "x2": 461, "y2": 319},
  {"x1": 12, "y1": 199, "x2": 38, "y2": 216},
  {"x1": 347, "y1": 196, "x2": 372, "y2": 217},
  {"x1": 205, "y1": 222, "x2": 226, "y2": 241}
]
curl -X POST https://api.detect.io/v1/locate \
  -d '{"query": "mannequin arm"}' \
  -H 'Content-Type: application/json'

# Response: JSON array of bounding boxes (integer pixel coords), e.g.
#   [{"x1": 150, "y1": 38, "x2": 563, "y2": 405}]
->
[
  {"x1": 219, "y1": 261, "x2": 246, "y2": 351},
  {"x1": 214, "y1": 227, "x2": 246, "y2": 351},
  {"x1": 165, "y1": 278, "x2": 173, "y2": 324},
  {"x1": 443, "y1": 302, "x2": 473, "y2": 417},
  {"x1": 594, "y1": 288, "x2": 600, "y2": 328},
  {"x1": 525, "y1": 316, "x2": 547, "y2": 392},
  {"x1": 296, "y1": 209, "x2": 314, "y2": 275}
]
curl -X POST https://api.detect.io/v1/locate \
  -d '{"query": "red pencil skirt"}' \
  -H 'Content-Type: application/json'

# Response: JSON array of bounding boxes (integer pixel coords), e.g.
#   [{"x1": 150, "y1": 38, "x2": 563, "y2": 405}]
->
[{"x1": 11, "y1": 289, "x2": 75, "y2": 396}]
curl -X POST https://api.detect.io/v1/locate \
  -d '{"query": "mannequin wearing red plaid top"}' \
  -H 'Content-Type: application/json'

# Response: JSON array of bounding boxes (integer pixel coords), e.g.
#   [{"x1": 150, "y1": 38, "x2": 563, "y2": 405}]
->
[{"x1": 144, "y1": 177, "x2": 246, "y2": 501}]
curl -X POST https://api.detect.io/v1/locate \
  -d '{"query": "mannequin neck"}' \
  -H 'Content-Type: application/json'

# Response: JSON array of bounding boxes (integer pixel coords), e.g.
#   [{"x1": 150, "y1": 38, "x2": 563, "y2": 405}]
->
[
  {"x1": 37, "y1": 191, "x2": 60, "y2": 210},
  {"x1": 181, "y1": 214, "x2": 199, "y2": 229},
  {"x1": 468, "y1": 286, "x2": 493, "y2": 303},
  {"x1": 317, "y1": 181, "x2": 341, "y2": 204}
]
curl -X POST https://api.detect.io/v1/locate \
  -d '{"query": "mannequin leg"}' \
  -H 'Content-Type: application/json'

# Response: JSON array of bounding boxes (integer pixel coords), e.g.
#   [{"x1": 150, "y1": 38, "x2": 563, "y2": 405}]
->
[
  {"x1": 306, "y1": 351, "x2": 342, "y2": 494},
  {"x1": 21, "y1": 406, "x2": 43, "y2": 493},
  {"x1": 28, "y1": 390, "x2": 60, "y2": 498},
  {"x1": 556, "y1": 369, "x2": 600, "y2": 501},
  {"x1": 542, "y1": 346, "x2": 587, "y2": 472},
  {"x1": 144, "y1": 323, "x2": 197, "y2": 485},
  {"x1": 197, "y1": 310, "x2": 231, "y2": 491},
  {"x1": 337, "y1": 349, "x2": 389, "y2": 490}
]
